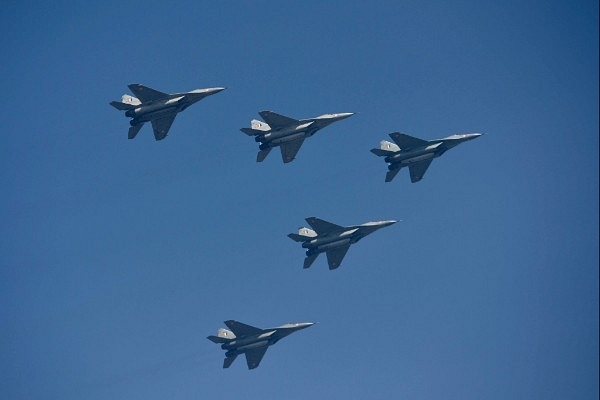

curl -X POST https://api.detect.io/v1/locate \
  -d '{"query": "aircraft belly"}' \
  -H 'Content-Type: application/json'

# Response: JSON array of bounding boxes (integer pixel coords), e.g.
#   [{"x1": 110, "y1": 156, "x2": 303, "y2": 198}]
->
[
  {"x1": 134, "y1": 105, "x2": 177, "y2": 121},
  {"x1": 268, "y1": 131, "x2": 307, "y2": 144},
  {"x1": 235, "y1": 340, "x2": 270, "y2": 351},
  {"x1": 315, "y1": 238, "x2": 351, "y2": 252},
  {"x1": 392, "y1": 152, "x2": 435, "y2": 165}
]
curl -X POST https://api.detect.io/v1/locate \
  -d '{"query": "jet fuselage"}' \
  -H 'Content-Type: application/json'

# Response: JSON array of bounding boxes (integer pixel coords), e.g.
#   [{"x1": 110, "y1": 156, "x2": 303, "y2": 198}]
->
[
  {"x1": 220, "y1": 323, "x2": 313, "y2": 356},
  {"x1": 385, "y1": 134, "x2": 481, "y2": 169},
  {"x1": 125, "y1": 89, "x2": 224, "y2": 125},
  {"x1": 301, "y1": 221, "x2": 396, "y2": 256}
]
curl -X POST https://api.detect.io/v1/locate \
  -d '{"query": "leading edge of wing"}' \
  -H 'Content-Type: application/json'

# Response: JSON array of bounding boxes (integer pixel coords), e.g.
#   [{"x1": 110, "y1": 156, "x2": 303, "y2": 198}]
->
[
  {"x1": 245, "y1": 345, "x2": 269, "y2": 369},
  {"x1": 151, "y1": 114, "x2": 177, "y2": 141},
  {"x1": 128, "y1": 84, "x2": 169, "y2": 103},
  {"x1": 305, "y1": 217, "x2": 344, "y2": 235},
  {"x1": 224, "y1": 320, "x2": 263, "y2": 337},
  {"x1": 279, "y1": 138, "x2": 305, "y2": 163},
  {"x1": 408, "y1": 158, "x2": 434, "y2": 183},
  {"x1": 326, "y1": 245, "x2": 350, "y2": 270},
  {"x1": 389, "y1": 132, "x2": 429, "y2": 150},
  {"x1": 259, "y1": 111, "x2": 299, "y2": 129}
]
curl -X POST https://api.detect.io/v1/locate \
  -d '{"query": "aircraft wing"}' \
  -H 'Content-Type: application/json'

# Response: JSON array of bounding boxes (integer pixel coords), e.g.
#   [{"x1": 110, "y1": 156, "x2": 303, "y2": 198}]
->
[
  {"x1": 305, "y1": 217, "x2": 344, "y2": 235},
  {"x1": 408, "y1": 159, "x2": 433, "y2": 182},
  {"x1": 326, "y1": 245, "x2": 350, "y2": 270},
  {"x1": 245, "y1": 345, "x2": 269, "y2": 369},
  {"x1": 151, "y1": 114, "x2": 176, "y2": 141},
  {"x1": 225, "y1": 320, "x2": 263, "y2": 337},
  {"x1": 128, "y1": 84, "x2": 169, "y2": 103},
  {"x1": 279, "y1": 138, "x2": 305, "y2": 163},
  {"x1": 259, "y1": 111, "x2": 299, "y2": 129},
  {"x1": 389, "y1": 132, "x2": 429, "y2": 150}
]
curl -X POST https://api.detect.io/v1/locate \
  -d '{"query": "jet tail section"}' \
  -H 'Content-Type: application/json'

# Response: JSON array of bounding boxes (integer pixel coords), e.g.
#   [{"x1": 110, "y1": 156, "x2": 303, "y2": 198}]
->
[
  {"x1": 111, "y1": 95, "x2": 141, "y2": 111},
  {"x1": 128, "y1": 124, "x2": 144, "y2": 140},
  {"x1": 257, "y1": 148, "x2": 272, "y2": 162},
  {"x1": 223, "y1": 354, "x2": 237, "y2": 368},
  {"x1": 385, "y1": 167, "x2": 402, "y2": 182},
  {"x1": 207, "y1": 328, "x2": 236, "y2": 343},
  {"x1": 251, "y1": 119, "x2": 270, "y2": 131},
  {"x1": 288, "y1": 227, "x2": 317, "y2": 242},
  {"x1": 371, "y1": 140, "x2": 400, "y2": 156},
  {"x1": 304, "y1": 253, "x2": 319, "y2": 269},
  {"x1": 241, "y1": 120, "x2": 270, "y2": 136}
]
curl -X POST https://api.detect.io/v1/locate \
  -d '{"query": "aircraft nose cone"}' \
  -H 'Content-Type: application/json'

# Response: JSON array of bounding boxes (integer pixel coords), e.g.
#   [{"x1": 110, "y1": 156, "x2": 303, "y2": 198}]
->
[
  {"x1": 336, "y1": 112, "x2": 354, "y2": 120},
  {"x1": 207, "y1": 87, "x2": 226, "y2": 94},
  {"x1": 381, "y1": 220, "x2": 397, "y2": 227}
]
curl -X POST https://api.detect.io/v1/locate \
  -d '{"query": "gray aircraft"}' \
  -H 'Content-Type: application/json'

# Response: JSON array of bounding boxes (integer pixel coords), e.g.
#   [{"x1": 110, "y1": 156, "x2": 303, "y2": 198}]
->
[
  {"x1": 207, "y1": 320, "x2": 315, "y2": 369},
  {"x1": 288, "y1": 217, "x2": 397, "y2": 270},
  {"x1": 110, "y1": 84, "x2": 225, "y2": 140},
  {"x1": 241, "y1": 111, "x2": 354, "y2": 163},
  {"x1": 371, "y1": 132, "x2": 482, "y2": 183}
]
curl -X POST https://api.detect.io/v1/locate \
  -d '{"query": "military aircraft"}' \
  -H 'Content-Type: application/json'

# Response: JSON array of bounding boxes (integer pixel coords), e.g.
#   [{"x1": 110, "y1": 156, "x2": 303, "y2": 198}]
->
[
  {"x1": 207, "y1": 320, "x2": 315, "y2": 369},
  {"x1": 241, "y1": 111, "x2": 354, "y2": 163},
  {"x1": 371, "y1": 132, "x2": 482, "y2": 183},
  {"x1": 110, "y1": 84, "x2": 225, "y2": 141},
  {"x1": 288, "y1": 217, "x2": 396, "y2": 270}
]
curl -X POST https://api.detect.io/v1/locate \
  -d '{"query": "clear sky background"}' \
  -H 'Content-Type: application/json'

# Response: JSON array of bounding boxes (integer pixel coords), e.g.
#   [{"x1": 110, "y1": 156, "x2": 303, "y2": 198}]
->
[{"x1": 1, "y1": 1, "x2": 598, "y2": 399}]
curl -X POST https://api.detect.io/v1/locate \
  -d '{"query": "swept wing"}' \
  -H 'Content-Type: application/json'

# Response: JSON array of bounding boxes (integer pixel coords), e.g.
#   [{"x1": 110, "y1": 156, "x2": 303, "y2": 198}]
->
[
  {"x1": 389, "y1": 132, "x2": 429, "y2": 150},
  {"x1": 245, "y1": 346, "x2": 269, "y2": 370},
  {"x1": 280, "y1": 138, "x2": 305, "y2": 163},
  {"x1": 305, "y1": 217, "x2": 344, "y2": 235},
  {"x1": 127, "y1": 84, "x2": 169, "y2": 104},
  {"x1": 408, "y1": 159, "x2": 434, "y2": 182},
  {"x1": 259, "y1": 111, "x2": 299, "y2": 129},
  {"x1": 326, "y1": 245, "x2": 350, "y2": 270},
  {"x1": 224, "y1": 320, "x2": 263, "y2": 337},
  {"x1": 151, "y1": 114, "x2": 177, "y2": 141}
]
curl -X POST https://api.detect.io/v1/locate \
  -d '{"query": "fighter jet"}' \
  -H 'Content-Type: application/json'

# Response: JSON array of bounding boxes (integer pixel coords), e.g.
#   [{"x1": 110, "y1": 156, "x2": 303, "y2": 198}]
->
[
  {"x1": 288, "y1": 217, "x2": 396, "y2": 270},
  {"x1": 371, "y1": 132, "x2": 482, "y2": 183},
  {"x1": 110, "y1": 84, "x2": 225, "y2": 140},
  {"x1": 241, "y1": 111, "x2": 354, "y2": 163},
  {"x1": 207, "y1": 320, "x2": 315, "y2": 370}
]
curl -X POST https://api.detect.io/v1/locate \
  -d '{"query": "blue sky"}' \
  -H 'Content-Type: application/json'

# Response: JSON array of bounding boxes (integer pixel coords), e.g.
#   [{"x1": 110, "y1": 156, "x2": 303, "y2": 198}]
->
[{"x1": 1, "y1": 1, "x2": 598, "y2": 399}]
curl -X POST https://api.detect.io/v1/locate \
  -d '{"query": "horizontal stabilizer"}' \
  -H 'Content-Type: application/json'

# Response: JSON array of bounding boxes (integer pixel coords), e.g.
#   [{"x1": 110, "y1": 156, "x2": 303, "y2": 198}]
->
[
  {"x1": 304, "y1": 253, "x2": 319, "y2": 269},
  {"x1": 288, "y1": 233, "x2": 307, "y2": 242},
  {"x1": 241, "y1": 127, "x2": 263, "y2": 136},
  {"x1": 110, "y1": 101, "x2": 136, "y2": 111},
  {"x1": 223, "y1": 354, "x2": 237, "y2": 369},
  {"x1": 385, "y1": 167, "x2": 402, "y2": 182},
  {"x1": 371, "y1": 148, "x2": 390, "y2": 157},
  {"x1": 257, "y1": 148, "x2": 272, "y2": 162},
  {"x1": 128, "y1": 124, "x2": 143, "y2": 140},
  {"x1": 207, "y1": 335, "x2": 228, "y2": 344}
]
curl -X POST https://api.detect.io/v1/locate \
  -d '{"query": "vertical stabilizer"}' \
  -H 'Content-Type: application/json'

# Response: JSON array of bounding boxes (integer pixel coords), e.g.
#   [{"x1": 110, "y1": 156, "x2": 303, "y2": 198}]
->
[
  {"x1": 218, "y1": 328, "x2": 235, "y2": 339},
  {"x1": 251, "y1": 119, "x2": 270, "y2": 131},
  {"x1": 121, "y1": 94, "x2": 141, "y2": 106}
]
